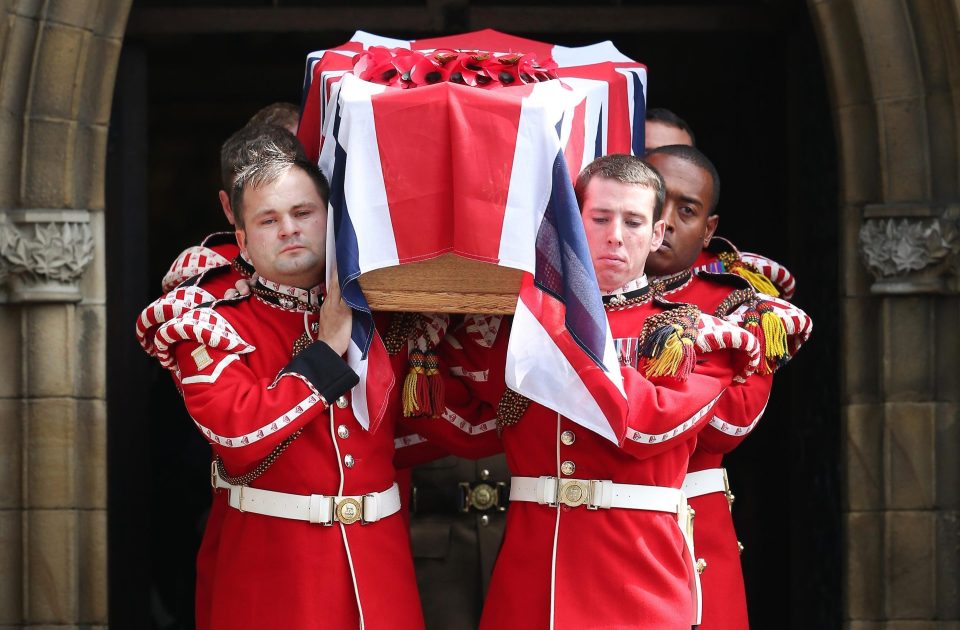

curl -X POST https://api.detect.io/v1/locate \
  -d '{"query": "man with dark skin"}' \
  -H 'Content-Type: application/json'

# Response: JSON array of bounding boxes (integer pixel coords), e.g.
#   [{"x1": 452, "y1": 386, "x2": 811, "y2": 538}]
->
[{"x1": 641, "y1": 145, "x2": 811, "y2": 630}]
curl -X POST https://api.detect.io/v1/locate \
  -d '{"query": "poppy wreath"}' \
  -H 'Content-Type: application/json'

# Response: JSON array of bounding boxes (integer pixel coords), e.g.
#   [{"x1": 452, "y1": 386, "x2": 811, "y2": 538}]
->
[{"x1": 352, "y1": 46, "x2": 559, "y2": 89}]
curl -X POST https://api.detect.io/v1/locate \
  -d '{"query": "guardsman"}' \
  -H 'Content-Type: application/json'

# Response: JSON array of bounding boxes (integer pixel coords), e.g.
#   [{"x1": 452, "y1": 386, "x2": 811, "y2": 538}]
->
[
  {"x1": 406, "y1": 155, "x2": 762, "y2": 628},
  {"x1": 643, "y1": 144, "x2": 812, "y2": 630},
  {"x1": 136, "y1": 122, "x2": 305, "y2": 630},
  {"x1": 645, "y1": 107, "x2": 696, "y2": 153},
  {"x1": 137, "y1": 140, "x2": 432, "y2": 628}
]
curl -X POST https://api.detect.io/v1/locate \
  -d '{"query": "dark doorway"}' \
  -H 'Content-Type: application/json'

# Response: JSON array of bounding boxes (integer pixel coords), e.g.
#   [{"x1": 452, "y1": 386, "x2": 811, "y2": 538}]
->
[{"x1": 107, "y1": 3, "x2": 840, "y2": 628}]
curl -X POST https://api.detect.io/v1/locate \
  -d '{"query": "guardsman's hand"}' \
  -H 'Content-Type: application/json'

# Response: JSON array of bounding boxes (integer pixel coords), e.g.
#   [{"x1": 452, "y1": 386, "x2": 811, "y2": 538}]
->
[{"x1": 317, "y1": 268, "x2": 352, "y2": 357}]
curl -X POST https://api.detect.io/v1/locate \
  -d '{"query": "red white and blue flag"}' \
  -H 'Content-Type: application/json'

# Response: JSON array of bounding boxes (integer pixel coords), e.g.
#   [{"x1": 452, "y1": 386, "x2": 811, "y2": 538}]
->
[{"x1": 302, "y1": 30, "x2": 646, "y2": 442}]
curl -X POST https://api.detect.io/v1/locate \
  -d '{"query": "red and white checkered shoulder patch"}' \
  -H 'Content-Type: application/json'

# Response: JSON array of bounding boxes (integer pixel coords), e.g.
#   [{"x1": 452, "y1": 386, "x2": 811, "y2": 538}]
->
[
  {"x1": 161, "y1": 245, "x2": 233, "y2": 293},
  {"x1": 135, "y1": 285, "x2": 217, "y2": 359},
  {"x1": 152, "y1": 306, "x2": 255, "y2": 370},
  {"x1": 739, "y1": 252, "x2": 797, "y2": 301},
  {"x1": 695, "y1": 313, "x2": 762, "y2": 381}
]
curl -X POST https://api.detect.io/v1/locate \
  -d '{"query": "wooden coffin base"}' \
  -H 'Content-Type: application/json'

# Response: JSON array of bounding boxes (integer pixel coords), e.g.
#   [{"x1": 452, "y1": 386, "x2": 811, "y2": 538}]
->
[{"x1": 358, "y1": 253, "x2": 522, "y2": 314}]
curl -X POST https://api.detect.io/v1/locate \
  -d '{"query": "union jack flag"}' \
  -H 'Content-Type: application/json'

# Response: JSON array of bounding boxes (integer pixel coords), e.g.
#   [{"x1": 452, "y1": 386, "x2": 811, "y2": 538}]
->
[{"x1": 300, "y1": 30, "x2": 646, "y2": 441}]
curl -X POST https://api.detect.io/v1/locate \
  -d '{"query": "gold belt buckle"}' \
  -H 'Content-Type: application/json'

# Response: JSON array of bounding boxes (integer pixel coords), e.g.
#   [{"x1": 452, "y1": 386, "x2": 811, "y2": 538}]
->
[
  {"x1": 557, "y1": 479, "x2": 591, "y2": 508},
  {"x1": 335, "y1": 497, "x2": 363, "y2": 525},
  {"x1": 460, "y1": 482, "x2": 504, "y2": 512}
]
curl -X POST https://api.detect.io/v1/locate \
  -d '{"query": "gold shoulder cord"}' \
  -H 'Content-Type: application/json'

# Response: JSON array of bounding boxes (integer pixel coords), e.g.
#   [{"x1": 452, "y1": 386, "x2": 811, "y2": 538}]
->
[
  {"x1": 713, "y1": 288, "x2": 756, "y2": 318},
  {"x1": 215, "y1": 429, "x2": 303, "y2": 487}
]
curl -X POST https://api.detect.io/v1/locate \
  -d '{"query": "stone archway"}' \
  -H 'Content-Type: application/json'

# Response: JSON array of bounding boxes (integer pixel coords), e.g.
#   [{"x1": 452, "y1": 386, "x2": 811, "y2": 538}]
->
[
  {"x1": 0, "y1": 0, "x2": 957, "y2": 626},
  {"x1": 0, "y1": 1, "x2": 132, "y2": 625},
  {"x1": 810, "y1": 0, "x2": 960, "y2": 624}
]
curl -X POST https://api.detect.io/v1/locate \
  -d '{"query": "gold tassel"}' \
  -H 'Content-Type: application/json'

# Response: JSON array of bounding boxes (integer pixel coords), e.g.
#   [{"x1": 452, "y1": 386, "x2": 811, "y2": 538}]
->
[
  {"x1": 643, "y1": 324, "x2": 685, "y2": 378},
  {"x1": 403, "y1": 351, "x2": 426, "y2": 417},
  {"x1": 731, "y1": 264, "x2": 780, "y2": 298},
  {"x1": 760, "y1": 307, "x2": 788, "y2": 362}
]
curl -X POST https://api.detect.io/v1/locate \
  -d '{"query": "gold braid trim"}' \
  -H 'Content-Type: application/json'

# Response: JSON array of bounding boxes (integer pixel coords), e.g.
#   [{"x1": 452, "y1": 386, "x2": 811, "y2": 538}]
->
[
  {"x1": 713, "y1": 288, "x2": 757, "y2": 318},
  {"x1": 639, "y1": 304, "x2": 701, "y2": 345},
  {"x1": 496, "y1": 389, "x2": 531, "y2": 432},
  {"x1": 383, "y1": 312, "x2": 420, "y2": 356},
  {"x1": 215, "y1": 428, "x2": 303, "y2": 487}
]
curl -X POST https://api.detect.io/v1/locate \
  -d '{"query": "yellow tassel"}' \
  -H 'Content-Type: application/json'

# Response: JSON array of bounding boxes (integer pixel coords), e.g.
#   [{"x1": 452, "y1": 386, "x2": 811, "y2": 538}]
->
[
  {"x1": 732, "y1": 265, "x2": 780, "y2": 298},
  {"x1": 760, "y1": 309, "x2": 788, "y2": 361},
  {"x1": 644, "y1": 324, "x2": 685, "y2": 378},
  {"x1": 402, "y1": 365, "x2": 425, "y2": 417}
]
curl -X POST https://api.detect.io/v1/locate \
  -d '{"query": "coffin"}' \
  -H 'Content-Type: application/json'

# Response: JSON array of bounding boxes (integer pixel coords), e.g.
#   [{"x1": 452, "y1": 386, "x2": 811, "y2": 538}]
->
[{"x1": 298, "y1": 30, "x2": 647, "y2": 312}]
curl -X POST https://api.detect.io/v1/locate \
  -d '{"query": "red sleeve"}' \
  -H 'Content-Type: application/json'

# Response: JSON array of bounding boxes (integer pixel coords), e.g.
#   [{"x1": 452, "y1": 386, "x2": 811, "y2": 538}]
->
[
  {"x1": 174, "y1": 339, "x2": 357, "y2": 474},
  {"x1": 694, "y1": 372, "x2": 773, "y2": 455},
  {"x1": 612, "y1": 349, "x2": 739, "y2": 460}
]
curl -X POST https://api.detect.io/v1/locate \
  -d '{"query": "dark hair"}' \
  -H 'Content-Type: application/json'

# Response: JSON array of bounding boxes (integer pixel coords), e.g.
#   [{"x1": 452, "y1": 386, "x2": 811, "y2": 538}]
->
[
  {"x1": 645, "y1": 107, "x2": 696, "y2": 147},
  {"x1": 247, "y1": 102, "x2": 300, "y2": 132},
  {"x1": 229, "y1": 135, "x2": 329, "y2": 228},
  {"x1": 643, "y1": 144, "x2": 721, "y2": 215},
  {"x1": 575, "y1": 154, "x2": 666, "y2": 221},
  {"x1": 220, "y1": 125, "x2": 306, "y2": 191}
]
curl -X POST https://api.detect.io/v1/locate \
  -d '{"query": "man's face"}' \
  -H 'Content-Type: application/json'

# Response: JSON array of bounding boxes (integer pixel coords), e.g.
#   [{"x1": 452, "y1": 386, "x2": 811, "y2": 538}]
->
[
  {"x1": 643, "y1": 153, "x2": 718, "y2": 276},
  {"x1": 236, "y1": 166, "x2": 327, "y2": 289},
  {"x1": 581, "y1": 177, "x2": 665, "y2": 293},
  {"x1": 644, "y1": 121, "x2": 694, "y2": 152}
]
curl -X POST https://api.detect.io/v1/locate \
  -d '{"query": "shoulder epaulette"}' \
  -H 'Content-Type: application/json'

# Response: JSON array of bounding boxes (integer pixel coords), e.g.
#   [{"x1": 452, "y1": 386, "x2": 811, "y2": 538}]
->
[
  {"x1": 695, "y1": 312, "x2": 762, "y2": 381},
  {"x1": 740, "y1": 252, "x2": 797, "y2": 301},
  {"x1": 724, "y1": 294, "x2": 811, "y2": 374},
  {"x1": 162, "y1": 244, "x2": 234, "y2": 293},
  {"x1": 698, "y1": 237, "x2": 783, "y2": 298},
  {"x1": 153, "y1": 306, "x2": 255, "y2": 370},
  {"x1": 637, "y1": 302, "x2": 700, "y2": 381},
  {"x1": 136, "y1": 285, "x2": 218, "y2": 359}
]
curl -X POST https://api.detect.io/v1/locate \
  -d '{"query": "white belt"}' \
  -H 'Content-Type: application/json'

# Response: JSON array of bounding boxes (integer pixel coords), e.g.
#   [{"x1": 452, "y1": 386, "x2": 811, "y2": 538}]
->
[
  {"x1": 213, "y1": 465, "x2": 401, "y2": 526},
  {"x1": 512, "y1": 475, "x2": 702, "y2": 625},
  {"x1": 510, "y1": 475, "x2": 686, "y2": 514},
  {"x1": 682, "y1": 468, "x2": 732, "y2": 500}
]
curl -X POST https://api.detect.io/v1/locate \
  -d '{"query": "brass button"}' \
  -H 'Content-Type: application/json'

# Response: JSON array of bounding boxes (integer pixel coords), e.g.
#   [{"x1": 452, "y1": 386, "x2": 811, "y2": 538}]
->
[
  {"x1": 738, "y1": 541, "x2": 744, "y2": 555},
  {"x1": 480, "y1": 514, "x2": 490, "y2": 527},
  {"x1": 480, "y1": 468, "x2": 491, "y2": 480},
  {"x1": 696, "y1": 558, "x2": 707, "y2": 574},
  {"x1": 344, "y1": 454, "x2": 355, "y2": 468},
  {"x1": 336, "y1": 396, "x2": 348, "y2": 409},
  {"x1": 560, "y1": 460, "x2": 576, "y2": 476},
  {"x1": 337, "y1": 424, "x2": 349, "y2": 439},
  {"x1": 560, "y1": 430, "x2": 576, "y2": 446}
]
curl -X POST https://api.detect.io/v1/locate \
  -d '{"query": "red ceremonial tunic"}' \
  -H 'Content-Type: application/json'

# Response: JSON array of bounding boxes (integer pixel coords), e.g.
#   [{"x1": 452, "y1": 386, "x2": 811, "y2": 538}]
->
[
  {"x1": 406, "y1": 280, "x2": 758, "y2": 630},
  {"x1": 154, "y1": 279, "x2": 426, "y2": 630},
  {"x1": 660, "y1": 253, "x2": 810, "y2": 630}
]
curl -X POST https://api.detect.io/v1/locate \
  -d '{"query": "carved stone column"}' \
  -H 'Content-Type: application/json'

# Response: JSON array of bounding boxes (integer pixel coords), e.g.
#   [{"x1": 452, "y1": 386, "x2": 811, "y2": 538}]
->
[
  {"x1": 0, "y1": 209, "x2": 95, "y2": 303},
  {"x1": 859, "y1": 204, "x2": 960, "y2": 295}
]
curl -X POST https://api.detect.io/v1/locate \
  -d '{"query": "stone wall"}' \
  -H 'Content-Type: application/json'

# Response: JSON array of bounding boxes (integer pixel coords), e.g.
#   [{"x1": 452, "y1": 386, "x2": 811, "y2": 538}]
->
[
  {"x1": 810, "y1": 0, "x2": 960, "y2": 627},
  {"x1": 0, "y1": 1, "x2": 131, "y2": 627}
]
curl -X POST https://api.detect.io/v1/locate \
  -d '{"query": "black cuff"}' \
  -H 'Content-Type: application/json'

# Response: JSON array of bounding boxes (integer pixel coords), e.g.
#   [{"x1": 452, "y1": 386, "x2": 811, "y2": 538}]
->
[{"x1": 282, "y1": 341, "x2": 359, "y2": 404}]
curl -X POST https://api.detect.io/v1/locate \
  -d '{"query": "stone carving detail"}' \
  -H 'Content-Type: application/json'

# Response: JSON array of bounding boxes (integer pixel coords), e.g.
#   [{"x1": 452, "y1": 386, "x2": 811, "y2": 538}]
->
[
  {"x1": 859, "y1": 217, "x2": 958, "y2": 277},
  {"x1": 0, "y1": 210, "x2": 95, "y2": 302}
]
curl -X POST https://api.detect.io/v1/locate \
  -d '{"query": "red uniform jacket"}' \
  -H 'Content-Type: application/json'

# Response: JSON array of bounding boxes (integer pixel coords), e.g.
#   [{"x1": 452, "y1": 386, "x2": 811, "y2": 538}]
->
[
  {"x1": 150, "y1": 279, "x2": 427, "y2": 629},
  {"x1": 401, "y1": 284, "x2": 760, "y2": 629},
  {"x1": 660, "y1": 259, "x2": 811, "y2": 630}
]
